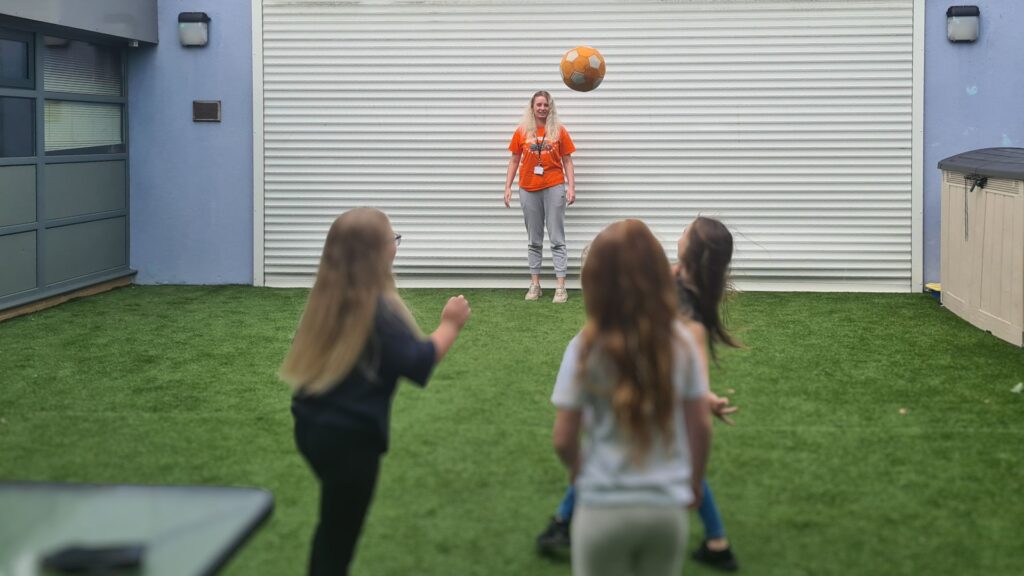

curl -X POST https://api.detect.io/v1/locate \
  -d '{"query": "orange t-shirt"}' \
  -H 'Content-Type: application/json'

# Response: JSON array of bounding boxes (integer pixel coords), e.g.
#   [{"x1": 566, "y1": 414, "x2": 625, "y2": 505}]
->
[{"x1": 508, "y1": 126, "x2": 576, "y2": 192}]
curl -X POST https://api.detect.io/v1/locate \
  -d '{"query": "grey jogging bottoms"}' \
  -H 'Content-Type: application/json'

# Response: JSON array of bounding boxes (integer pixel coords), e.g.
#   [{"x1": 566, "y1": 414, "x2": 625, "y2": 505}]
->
[{"x1": 519, "y1": 183, "x2": 567, "y2": 278}]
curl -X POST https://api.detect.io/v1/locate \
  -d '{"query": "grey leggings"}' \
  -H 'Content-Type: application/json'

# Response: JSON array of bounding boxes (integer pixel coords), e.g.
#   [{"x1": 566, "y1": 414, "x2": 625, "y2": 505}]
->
[
  {"x1": 519, "y1": 184, "x2": 567, "y2": 278},
  {"x1": 571, "y1": 503, "x2": 688, "y2": 576}
]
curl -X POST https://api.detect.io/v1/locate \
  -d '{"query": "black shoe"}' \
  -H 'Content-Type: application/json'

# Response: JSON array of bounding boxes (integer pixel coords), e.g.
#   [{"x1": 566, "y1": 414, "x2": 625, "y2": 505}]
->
[
  {"x1": 691, "y1": 540, "x2": 739, "y2": 572},
  {"x1": 535, "y1": 516, "x2": 571, "y2": 555}
]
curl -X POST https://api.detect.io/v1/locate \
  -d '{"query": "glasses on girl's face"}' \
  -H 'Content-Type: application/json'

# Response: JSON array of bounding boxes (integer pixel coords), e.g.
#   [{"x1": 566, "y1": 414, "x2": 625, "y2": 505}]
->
[{"x1": 393, "y1": 233, "x2": 402, "y2": 247}]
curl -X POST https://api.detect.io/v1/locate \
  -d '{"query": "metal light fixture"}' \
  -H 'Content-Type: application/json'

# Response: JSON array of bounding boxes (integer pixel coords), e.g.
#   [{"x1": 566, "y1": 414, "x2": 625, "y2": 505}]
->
[
  {"x1": 178, "y1": 12, "x2": 211, "y2": 47},
  {"x1": 947, "y1": 6, "x2": 980, "y2": 43}
]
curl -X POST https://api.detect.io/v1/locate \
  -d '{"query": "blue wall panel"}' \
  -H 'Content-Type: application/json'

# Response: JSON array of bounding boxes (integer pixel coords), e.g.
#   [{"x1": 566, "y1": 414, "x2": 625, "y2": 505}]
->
[
  {"x1": 128, "y1": 0, "x2": 252, "y2": 284},
  {"x1": 924, "y1": 0, "x2": 1024, "y2": 283}
]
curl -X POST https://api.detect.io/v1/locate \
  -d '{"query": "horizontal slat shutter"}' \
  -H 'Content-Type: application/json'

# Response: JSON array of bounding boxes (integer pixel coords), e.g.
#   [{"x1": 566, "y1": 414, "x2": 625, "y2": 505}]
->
[{"x1": 259, "y1": 0, "x2": 914, "y2": 290}]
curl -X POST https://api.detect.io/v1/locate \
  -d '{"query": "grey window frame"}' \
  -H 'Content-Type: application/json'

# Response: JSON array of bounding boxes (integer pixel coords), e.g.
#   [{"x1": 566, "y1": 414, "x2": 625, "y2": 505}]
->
[
  {"x1": 43, "y1": 35, "x2": 126, "y2": 156},
  {"x1": 0, "y1": 93, "x2": 35, "y2": 158},
  {"x1": 0, "y1": 27, "x2": 34, "y2": 89},
  {"x1": 0, "y1": 18, "x2": 133, "y2": 312}
]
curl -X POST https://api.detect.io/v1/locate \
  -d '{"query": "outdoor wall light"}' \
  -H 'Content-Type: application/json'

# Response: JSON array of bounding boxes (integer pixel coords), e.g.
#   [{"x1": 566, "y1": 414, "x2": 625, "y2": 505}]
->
[
  {"x1": 178, "y1": 12, "x2": 211, "y2": 47},
  {"x1": 947, "y1": 6, "x2": 980, "y2": 42}
]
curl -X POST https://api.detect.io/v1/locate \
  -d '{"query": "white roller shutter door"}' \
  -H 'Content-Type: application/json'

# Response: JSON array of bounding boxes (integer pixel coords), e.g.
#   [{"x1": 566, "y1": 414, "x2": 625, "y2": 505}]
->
[{"x1": 255, "y1": 0, "x2": 920, "y2": 291}]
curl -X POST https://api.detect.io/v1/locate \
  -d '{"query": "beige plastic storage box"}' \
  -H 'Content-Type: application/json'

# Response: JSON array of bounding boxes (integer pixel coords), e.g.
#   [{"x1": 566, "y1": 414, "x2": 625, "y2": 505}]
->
[{"x1": 939, "y1": 147, "x2": 1024, "y2": 346}]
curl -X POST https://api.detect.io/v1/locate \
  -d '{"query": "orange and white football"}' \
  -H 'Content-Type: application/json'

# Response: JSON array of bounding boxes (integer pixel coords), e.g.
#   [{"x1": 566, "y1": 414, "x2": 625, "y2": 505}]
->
[{"x1": 560, "y1": 46, "x2": 605, "y2": 92}]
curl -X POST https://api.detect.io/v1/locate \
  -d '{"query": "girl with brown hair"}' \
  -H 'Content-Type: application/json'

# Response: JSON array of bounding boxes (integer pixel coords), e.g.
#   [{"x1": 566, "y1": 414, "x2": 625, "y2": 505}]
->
[
  {"x1": 551, "y1": 219, "x2": 713, "y2": 575},
  {"x1": 675, "y1": 216, "x2": 742, "y2": 571},
  {"x1": 539, "y1": 216, "x2": 743, "y2": 572}
]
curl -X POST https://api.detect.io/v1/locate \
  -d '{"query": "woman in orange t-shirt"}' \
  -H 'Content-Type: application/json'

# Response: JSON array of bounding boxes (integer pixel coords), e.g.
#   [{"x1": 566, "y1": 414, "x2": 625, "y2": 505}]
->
[{"x1": 504, "y1": 90, "x2": 576, "y2": 303}]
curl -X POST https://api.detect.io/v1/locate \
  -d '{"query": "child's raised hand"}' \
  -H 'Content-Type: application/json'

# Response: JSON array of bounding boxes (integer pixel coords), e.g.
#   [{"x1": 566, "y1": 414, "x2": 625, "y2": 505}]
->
[
  {"x1": 709, "y1": 393, "x2": 738, "y2": 425},
  {"x1": 441, "y1": 295, "x2": 471, "y2": 329}
]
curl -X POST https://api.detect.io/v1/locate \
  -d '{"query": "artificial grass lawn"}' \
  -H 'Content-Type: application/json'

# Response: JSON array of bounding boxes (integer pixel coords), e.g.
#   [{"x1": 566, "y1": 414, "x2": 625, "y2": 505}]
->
[{"x1": 1, "y1": 286, "x2": 1022, "y2": 576}]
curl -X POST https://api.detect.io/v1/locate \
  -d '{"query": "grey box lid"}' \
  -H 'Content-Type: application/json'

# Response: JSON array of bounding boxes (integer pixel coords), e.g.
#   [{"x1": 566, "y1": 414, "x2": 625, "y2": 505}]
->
[{"x1": 938, "y1": 147, "x2": 1024, "y2": 180}]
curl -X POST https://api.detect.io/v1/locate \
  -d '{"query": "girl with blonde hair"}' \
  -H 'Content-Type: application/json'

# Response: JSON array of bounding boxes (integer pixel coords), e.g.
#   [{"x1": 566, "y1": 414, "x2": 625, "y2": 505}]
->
[
  {"x1": 504, "y1": 90, "x2": 577, "y2": 303},
  {"x1": 551, "y1": 219, "x2": 712, "y2": 576},
  {"x1": 282, "y1": 207, "x2": 471, "y2": 575}
]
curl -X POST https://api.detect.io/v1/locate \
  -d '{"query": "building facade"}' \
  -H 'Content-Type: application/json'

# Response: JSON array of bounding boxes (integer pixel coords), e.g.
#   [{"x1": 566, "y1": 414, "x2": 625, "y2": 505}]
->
[
  {"x1": 0, "y1": 0, "x2": 156, "y2": 312},
  {"x1": 3, "y1": 0, "x2": 1021, "y2": 311}
]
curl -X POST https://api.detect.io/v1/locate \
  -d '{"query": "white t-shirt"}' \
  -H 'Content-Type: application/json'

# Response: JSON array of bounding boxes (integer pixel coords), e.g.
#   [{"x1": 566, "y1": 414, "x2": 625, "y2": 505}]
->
[{"x1": 551, "y1": 321, "x2": 708, "y2": 507}]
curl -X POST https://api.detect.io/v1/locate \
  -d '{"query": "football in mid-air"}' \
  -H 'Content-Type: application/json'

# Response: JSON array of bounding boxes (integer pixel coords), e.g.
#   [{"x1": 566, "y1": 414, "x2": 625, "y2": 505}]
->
[{"x1": 560, "y1": 46, "x2": 605, "y2": 92}]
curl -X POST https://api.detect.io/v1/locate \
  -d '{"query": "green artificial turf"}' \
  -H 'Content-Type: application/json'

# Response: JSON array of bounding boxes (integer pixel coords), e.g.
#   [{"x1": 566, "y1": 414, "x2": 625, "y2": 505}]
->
[{"x1": 1, "y1": 286, "x2": 1022, "y2": 575}]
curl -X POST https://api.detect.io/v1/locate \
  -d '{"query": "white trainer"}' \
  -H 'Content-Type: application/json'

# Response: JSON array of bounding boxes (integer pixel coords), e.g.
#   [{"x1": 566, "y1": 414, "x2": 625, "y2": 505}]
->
[
  {"x1": 525, "y1": 284, "x2": 542, "y2": 301},
  {"x1": 552, "y1": 288, "x2": 568, "y2": 304}
]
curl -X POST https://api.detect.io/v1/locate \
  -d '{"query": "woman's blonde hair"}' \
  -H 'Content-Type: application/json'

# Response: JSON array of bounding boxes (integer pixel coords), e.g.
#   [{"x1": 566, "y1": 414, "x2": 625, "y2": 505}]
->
[
  {"x1": 518, "y1": 90, "x2": 563, "y2": 142},
  {"x1": 280, "y1": 207, "x2": 418, "y2": 395},
  {"x1": 579, "y1": 219, "x2": 683, "y2": 464}
]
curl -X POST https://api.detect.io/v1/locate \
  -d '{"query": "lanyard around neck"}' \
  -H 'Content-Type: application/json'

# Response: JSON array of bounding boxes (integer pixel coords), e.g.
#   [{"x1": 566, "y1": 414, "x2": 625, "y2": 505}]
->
[{"x1": 532, "y1": 126, "x2": 550, "y2": 160}]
